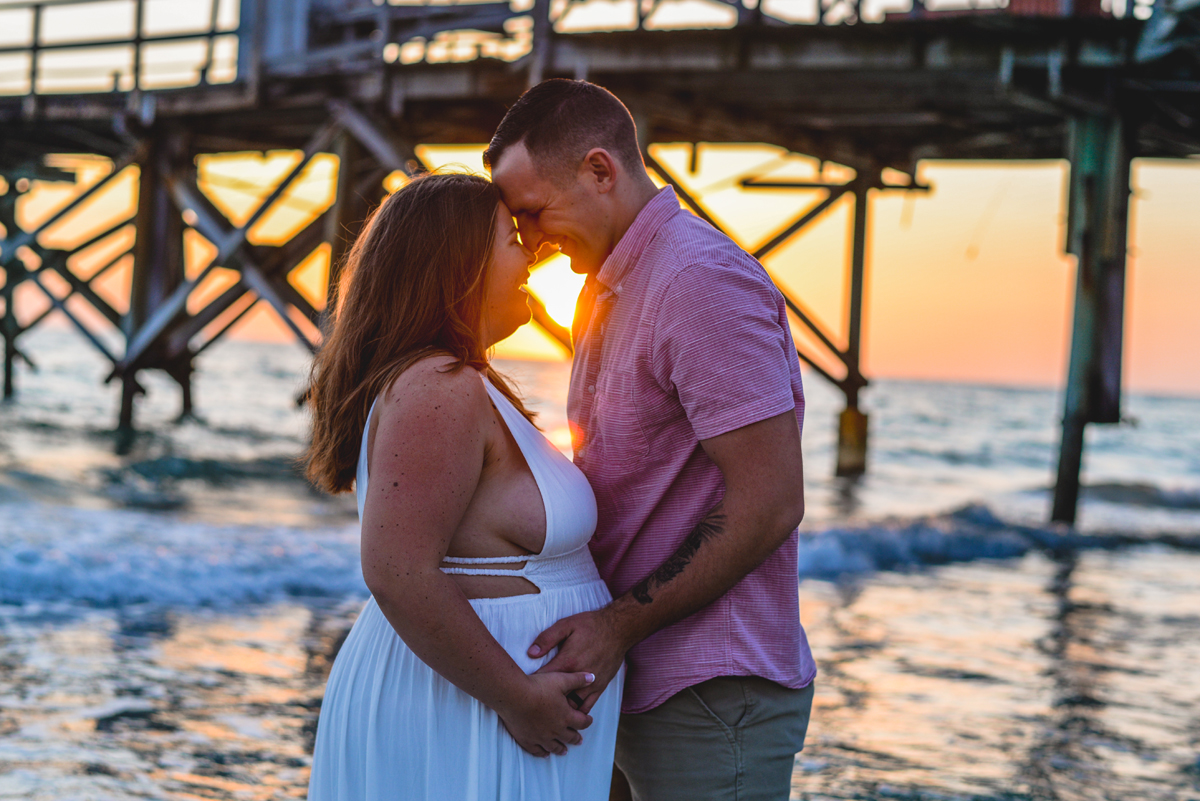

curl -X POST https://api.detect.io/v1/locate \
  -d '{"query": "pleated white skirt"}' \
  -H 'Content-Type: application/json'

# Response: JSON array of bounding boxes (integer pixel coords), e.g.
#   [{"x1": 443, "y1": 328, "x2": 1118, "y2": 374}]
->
[{"x1": 307, "y1": 567, "x2": 623, "y2": 801}]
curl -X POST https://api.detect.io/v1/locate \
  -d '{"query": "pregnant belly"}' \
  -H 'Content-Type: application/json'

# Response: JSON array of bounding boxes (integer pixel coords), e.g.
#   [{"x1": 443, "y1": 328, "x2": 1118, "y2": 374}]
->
[{"x1": 466, "y1": 578, "x2": 613, "y2": 675}]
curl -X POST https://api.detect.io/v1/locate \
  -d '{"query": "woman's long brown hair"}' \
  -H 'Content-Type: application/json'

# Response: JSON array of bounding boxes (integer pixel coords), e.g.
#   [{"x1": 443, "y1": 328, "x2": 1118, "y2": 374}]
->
[{"x1": 305, "y1": 172, "x2": 534, "y2": 494}]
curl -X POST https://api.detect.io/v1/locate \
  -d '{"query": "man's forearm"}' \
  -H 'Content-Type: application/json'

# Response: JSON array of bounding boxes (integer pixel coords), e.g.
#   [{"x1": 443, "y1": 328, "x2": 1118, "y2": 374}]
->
[
  {"x1": 629, "y1": 504, "x2": 727, "y2": 606},
  {"x1": 608, "y1": 499, "x2": 793, "y2": 649}
]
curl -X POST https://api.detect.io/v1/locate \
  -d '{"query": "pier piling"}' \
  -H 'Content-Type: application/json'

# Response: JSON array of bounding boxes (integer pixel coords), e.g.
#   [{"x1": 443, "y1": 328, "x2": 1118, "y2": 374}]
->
[
  {"x1": 1, "y1": 183, "x2": 18, "y2": 400},
  {"x1": 1052, "y1": 112, "x2": 1134, "y2": 524},
  {"x1": 836, "y1": 175, "x2": 874, "y2": 477}
]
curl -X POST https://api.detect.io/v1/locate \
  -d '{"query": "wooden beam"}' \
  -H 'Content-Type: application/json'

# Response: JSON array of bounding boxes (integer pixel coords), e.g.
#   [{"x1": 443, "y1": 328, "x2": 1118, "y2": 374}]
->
[{"x1": 752, "y1": 186, "x2": 850, "y2": 261}]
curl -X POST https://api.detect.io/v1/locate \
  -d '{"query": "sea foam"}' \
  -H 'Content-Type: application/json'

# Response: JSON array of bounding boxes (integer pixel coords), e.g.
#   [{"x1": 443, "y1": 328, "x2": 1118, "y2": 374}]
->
[{"x1": 0, "y1": 502, "x2": 365, "y2": 607}]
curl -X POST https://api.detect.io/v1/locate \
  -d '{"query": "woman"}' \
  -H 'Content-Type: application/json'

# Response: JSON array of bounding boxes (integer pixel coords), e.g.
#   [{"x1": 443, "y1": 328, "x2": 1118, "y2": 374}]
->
[{"x1": 305, "y1": 173, "x2": 622, "y2": 800}]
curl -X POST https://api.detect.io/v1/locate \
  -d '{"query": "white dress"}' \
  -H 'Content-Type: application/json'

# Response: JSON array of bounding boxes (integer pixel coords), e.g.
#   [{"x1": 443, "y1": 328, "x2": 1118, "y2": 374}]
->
[{"x1": 308, "y1": 376, "x2": 623, "y2": 801}]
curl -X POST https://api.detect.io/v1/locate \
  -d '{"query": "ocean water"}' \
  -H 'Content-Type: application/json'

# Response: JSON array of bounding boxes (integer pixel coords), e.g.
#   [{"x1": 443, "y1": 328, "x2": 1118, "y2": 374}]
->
[{"x1": 1, "y1": 325, "x2": 1198, "y2": 800}]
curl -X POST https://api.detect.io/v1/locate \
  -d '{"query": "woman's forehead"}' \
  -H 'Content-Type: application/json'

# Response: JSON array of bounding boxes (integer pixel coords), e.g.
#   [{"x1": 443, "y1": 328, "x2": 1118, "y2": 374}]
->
[{"x1": 496, "y1": 203, "x2": 518, "y2": 229}]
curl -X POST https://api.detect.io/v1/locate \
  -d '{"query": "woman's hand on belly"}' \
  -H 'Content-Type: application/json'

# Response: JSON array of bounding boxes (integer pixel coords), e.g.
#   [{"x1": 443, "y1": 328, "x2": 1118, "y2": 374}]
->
[{"x1": 494, "y1": 671, "x2": 597, "y2": 757}]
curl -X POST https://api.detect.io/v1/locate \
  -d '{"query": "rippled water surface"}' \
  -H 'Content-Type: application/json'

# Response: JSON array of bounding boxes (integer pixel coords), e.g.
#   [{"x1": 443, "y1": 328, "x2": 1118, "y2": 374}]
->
[
  {"x1": 0, "y1": 599, "x2": 357, "y2": 800},
  {"x1": 1, "y1": 327, "x2": 1198, "y2": 800},
  {"x1": 797, "y1": 547, "x2": 1200, "y2": 800}
]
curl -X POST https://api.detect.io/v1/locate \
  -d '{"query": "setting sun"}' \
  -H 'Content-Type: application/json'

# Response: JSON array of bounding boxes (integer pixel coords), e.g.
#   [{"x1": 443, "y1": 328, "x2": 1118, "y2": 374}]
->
[{"x1": 527, "y1": 254, "x2": 585, "y2": 329}]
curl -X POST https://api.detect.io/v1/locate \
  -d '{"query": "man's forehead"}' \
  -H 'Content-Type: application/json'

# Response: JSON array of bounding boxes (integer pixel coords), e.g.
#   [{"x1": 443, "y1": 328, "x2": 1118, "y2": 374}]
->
[
  {"x1": 490, "y1": 144, "x2": 547, "y2": 207},
  {"x1": 491, "y1": 143, "x2": 533, "y2": 182}
]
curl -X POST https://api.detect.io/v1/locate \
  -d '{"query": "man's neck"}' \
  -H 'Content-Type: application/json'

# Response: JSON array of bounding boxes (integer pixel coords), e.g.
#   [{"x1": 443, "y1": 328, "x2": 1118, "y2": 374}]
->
[{"x1": 601, "y1": 176, "x2": 662, "y2": 270}]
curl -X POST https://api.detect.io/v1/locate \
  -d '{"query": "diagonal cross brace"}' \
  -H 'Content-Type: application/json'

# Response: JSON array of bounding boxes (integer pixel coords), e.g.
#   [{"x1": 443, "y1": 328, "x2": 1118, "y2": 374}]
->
[
  {"x1": 191, "y1": 297, "x2": 259, "y2": 358},
  {"x1": 644, "y1": 151, "x2": 723, "y2": 230},
  {"x1": 118, "y1": 121, "x2": 339, "y2": 373},
  {"x1": 213, "y1": 120, "x2": 340, "y2": 264},
  {"x1": 779, "y1": 291, "x2": 848, "y2": 364},
  {"x1": 328, "y1": 100, "x2": 418, "y2": 176},
  {"x1": 241, "y1": 262, "x2": 317, "y2": 352},
  {"x1": 20, "y1": 244, "x2": 137, "y2": 338},
  {"x1": 7, "y1": 233, "x2": 129, "y2": 339},
  {"x1": 35, "y1": 250, "x2": 124, "y2": 328},
  {"x1": 166, "y1": 279, "x2": 248, "y2": 357},
  {"x1": 25, "y1": 271, "x2": 118, "y2": 362},
  {"x1": 751, "y1": 185, "x2": 850, "y2": 261},
  {"x1": 1, "y1": 144, "x2": 145, "y2": 266},
  {"x1": 164, "y1": 213, "x2": 329, "y2": 359}
]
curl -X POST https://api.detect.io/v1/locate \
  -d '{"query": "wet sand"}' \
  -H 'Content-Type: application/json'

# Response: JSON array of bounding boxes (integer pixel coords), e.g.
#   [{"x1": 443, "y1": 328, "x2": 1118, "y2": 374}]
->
[{"x1": 2, "y1": 546, "x2": 1198, "y2": 800}]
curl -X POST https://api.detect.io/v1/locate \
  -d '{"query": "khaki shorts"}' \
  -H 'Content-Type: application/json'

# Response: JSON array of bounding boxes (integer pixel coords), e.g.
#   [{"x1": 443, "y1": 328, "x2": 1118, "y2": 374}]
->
[{"x1": 611, "y1": 676, "x2": 815, "y2": 801}]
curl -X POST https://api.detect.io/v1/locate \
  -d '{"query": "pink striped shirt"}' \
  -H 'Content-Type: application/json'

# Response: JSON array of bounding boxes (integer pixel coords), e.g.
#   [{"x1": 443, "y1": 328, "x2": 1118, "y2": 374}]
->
[{"x1": 568, "y1": 187, "x2": 817, "y2": 714}]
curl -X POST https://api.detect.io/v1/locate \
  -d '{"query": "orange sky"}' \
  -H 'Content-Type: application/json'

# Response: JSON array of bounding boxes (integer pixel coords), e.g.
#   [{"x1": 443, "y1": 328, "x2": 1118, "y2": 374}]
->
[{"x1": 5, "y1": 144, "x2": 1199, "y2": 397}]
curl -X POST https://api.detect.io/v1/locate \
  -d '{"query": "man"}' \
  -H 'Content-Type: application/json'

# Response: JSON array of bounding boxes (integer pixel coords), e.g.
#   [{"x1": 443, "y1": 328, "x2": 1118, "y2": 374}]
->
[{"x1": 485, "y1": 79, "x2": 817, "y2": 801}]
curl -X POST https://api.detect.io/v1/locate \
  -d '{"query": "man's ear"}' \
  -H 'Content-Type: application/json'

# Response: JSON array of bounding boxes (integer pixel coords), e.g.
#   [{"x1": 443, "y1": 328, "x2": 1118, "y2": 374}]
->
[{"x1": 580, "y1": 148, "x2": 618, "y2": 194}]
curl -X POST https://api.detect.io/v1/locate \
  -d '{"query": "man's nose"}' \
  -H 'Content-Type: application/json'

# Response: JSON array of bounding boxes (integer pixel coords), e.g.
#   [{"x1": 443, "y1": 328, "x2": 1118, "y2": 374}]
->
[{"x1": 515, "y1": 219, "x2": 543, "y2": 251}]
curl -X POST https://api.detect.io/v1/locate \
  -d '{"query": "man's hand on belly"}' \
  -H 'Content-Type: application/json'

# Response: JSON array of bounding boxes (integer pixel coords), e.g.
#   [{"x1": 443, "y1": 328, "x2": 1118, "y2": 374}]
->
[
  {"x1": 528, "y1": 607, "x2": 630, "y2": 715},
  {"x1": 528, "y1": 410, "x2": 807, "y2": 708}
]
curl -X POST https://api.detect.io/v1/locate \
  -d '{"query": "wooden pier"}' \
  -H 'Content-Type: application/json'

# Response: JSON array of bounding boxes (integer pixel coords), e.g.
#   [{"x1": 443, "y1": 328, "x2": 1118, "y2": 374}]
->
[{"x1": 1, "y1": 0, "x2": 1197, "y2": 523}]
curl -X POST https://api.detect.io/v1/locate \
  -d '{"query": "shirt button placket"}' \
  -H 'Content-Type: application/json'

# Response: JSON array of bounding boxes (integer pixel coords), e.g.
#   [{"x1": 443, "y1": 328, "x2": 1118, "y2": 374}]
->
[{"x1": 578, "y1": 293, "x2": 606, "y2": 465}]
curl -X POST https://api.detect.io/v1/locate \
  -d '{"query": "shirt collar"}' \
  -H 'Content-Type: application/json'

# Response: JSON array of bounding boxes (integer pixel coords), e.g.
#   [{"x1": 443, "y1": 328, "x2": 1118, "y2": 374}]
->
[{"x1": 594, "y1": 186, "x2": 681, "y2": 295}]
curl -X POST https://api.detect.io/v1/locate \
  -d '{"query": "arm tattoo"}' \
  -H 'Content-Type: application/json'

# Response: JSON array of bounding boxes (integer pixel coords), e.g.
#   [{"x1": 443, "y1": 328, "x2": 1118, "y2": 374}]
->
[{"x1": 630, "y1": 505, "x2": 727, "y2": 605}]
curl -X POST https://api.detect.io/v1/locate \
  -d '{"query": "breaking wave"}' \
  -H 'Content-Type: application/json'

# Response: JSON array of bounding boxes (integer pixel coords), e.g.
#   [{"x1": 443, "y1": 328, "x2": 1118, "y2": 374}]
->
[
  {"x1": 0, "y1": 502, "x2": 364, "y2": 607},
  {"x1": 797, "y1": 502, "x2": 1200, "y2": 581},
  {"x1": 4, "y1": 496, "x2": 1199, "y2": 608}
]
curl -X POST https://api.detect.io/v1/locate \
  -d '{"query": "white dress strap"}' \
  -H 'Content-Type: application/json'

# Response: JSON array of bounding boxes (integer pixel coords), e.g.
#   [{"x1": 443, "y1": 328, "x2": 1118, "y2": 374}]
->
[
  {"x1": 355, "y1": 396, "x2": 381, "y2": 521},
  {"x1": 440, "y1": 550, "x2": 530, "y2": 578}
]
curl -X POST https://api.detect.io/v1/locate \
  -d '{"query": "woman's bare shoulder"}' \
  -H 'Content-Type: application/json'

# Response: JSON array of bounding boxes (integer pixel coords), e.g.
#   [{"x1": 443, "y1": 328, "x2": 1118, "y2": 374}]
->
[{"x1": 379, "y1": 355, "x2": 488, "y2": 427}]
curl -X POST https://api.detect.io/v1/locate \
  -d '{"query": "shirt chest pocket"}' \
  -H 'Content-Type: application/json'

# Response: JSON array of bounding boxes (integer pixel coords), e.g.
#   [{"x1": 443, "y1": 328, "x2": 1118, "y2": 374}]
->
[{"x1": 590, "y1": 366, "x2": 649, "y2": 464}]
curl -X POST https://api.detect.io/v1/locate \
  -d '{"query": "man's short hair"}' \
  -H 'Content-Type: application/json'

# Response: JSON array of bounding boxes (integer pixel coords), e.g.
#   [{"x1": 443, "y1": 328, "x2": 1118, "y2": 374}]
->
[{"x1": 483, "y1": 79, "x2": 643, "y2": 182}]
